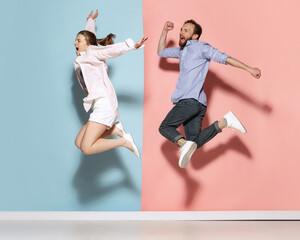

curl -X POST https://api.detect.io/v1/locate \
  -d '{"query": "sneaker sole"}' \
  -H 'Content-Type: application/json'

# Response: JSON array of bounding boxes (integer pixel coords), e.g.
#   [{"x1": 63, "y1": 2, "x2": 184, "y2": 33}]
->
[{"x1": 179, "y1": 143, "x2": 197, "y2": 168}]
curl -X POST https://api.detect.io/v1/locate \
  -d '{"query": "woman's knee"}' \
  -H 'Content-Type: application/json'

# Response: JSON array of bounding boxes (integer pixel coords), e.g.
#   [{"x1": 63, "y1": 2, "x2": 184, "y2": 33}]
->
[
  {"x1": 80, "y1": 144, "x2": 92, "y2": 155},
  {"x1": 75, "y1": 139, "x2": 81, "y2": 149}
]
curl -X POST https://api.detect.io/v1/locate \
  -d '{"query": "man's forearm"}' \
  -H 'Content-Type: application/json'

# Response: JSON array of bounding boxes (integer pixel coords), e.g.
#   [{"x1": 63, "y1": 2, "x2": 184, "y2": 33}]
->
[
  {"x1": 226, "y1": 57, "x2": 251, "y2": 72},
  {"x1": 226, "y1": 57, "x2": 261, "y2": 79},
  {"x1": 157, "y1": 30, "x2": 168, "y2": 53}
]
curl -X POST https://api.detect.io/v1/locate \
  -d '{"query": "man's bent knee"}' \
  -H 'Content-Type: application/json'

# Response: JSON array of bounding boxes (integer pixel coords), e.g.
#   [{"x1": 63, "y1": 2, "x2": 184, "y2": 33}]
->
[{"x1": 158, "y1": 123, "x2": 167, "y2": 136}]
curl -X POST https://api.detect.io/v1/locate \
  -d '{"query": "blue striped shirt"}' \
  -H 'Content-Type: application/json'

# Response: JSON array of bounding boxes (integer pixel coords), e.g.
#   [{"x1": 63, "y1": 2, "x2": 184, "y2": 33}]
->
[{"x1": 158, "y1": 40, "x2": 230, "y2": 106}]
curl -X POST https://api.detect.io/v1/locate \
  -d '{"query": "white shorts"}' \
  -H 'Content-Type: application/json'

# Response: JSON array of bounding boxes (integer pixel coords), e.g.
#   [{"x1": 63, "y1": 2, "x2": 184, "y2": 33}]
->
[{"x1": 89, "y1": 97, "x2": 119, "y2": 128}]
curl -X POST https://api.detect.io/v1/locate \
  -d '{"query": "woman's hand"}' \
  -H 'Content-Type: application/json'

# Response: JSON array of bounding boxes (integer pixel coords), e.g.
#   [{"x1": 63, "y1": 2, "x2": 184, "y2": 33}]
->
[
  {"x1": 87, "y1": 10, "x2": 98, "y2": 20},
  {"x1": 134, "y1": 36, "x2": 148, "y2": 49}
]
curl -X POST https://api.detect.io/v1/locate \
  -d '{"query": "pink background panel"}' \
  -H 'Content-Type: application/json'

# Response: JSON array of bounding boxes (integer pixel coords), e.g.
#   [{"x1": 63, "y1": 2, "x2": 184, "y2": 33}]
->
[{"x1": 141, "y1": 0, "x2": 300, "y2": 211}]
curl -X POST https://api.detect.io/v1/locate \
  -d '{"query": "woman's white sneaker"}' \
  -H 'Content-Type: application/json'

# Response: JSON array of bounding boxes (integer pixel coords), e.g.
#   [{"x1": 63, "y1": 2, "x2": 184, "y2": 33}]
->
[
  {"x1": 114, "y1": 121, "x2": 127, "y2": 136},
  {"x1": 124, "y1": 133, "x2": 140, "y2": 159}
]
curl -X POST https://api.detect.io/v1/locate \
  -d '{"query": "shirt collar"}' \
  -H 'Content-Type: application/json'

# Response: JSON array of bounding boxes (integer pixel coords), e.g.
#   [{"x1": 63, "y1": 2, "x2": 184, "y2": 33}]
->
[
  {"x1": 180, "y1": 39, "x2": 198, "y2": 50},
  {"x1": 186, "y1": 39, "x2": 197, "y2": 46}
]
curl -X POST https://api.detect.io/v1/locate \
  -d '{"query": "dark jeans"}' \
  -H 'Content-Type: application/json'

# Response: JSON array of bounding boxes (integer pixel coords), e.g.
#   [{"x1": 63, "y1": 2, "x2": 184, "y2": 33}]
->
[{"x1": 159, "y1": 98, "x2": 222, "y2": 148}]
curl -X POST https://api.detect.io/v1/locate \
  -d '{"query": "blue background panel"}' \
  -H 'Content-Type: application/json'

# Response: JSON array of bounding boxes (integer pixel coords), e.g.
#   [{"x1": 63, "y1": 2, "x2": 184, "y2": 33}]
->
[{"x1": 0, "y1": 0, "x2": 144, "y2": 211}]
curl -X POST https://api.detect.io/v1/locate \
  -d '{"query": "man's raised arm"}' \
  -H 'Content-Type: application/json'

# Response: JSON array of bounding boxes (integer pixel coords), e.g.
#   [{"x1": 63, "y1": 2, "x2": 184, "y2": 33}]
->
[{"x1": 157, "y1": 21, "x2": 174, "y2": 53}]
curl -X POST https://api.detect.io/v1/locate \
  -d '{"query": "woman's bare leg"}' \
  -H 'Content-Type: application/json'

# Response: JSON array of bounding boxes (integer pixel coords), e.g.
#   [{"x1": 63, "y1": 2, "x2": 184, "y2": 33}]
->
[
  {"x1": 75, "y1": 122, "x2": 123, "y2": 149},
  {"x1": 75, "y1": 123, "x2": 87, "y2": 149},
  {"x1": 80, "y1": 121, "x2": 133, "y2": 155},
  {"x1": 101, "y1": 124, "x2": 123, "y2": 139}
]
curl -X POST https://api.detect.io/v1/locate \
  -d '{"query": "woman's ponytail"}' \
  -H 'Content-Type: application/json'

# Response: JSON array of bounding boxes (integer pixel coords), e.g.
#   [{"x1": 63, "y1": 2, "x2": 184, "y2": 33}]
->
[{"x1": 97, "y1": 33, "x2": 116, "y2": 46}]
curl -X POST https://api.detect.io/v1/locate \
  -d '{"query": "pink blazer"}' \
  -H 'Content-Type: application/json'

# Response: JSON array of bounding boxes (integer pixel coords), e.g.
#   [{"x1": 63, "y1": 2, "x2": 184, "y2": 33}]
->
[{"x1": 73, "y1": 18, "x2": 136, "y2": 112}]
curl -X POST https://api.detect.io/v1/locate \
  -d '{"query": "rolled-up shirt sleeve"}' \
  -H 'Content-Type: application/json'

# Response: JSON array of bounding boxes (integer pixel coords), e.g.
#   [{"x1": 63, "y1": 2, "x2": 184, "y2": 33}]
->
[
  {"x1": 158, "y1": 47, "x2": 180, "y2": 58},
  {"x1": 200, "y1": 42, "x2": 230, "y2": 64},
  {"x1": 125, "y1": 38, "x2": 135, "y2": 49},
  {"x1": 85, "y1": 18, "x2": 96, "y2": 35}
]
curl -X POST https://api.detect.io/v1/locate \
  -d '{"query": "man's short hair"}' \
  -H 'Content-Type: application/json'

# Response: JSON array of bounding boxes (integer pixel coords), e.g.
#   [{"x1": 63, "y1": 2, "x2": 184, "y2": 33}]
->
[{"x1": 184, "y1": 19, "x2": 202, "y2": 40}]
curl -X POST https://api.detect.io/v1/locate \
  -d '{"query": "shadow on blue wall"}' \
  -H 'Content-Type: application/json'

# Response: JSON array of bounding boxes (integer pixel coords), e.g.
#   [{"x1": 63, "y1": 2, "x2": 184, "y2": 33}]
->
[
  {"x1": 73, "y1": 152, "x2": 139, "y2": 204},
  {"x1": 70, "y1": 71, "x2": 139, "y2": 205}
]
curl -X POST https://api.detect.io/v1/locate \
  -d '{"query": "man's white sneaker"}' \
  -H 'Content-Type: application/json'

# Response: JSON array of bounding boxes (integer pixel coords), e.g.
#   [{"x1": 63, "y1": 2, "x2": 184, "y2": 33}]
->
[
  {"x1": 124, "y1": 133, "x2": 140, "y2": 159},
  {"x1": 178, "y1": 141, "x2": 197, "y2": 168},
  {"x1": 114, "y1": 121, "x2": 127, "y2": 136},
  {"x1": 224, "y1": 111, "x2": 247, "y2": 134}
]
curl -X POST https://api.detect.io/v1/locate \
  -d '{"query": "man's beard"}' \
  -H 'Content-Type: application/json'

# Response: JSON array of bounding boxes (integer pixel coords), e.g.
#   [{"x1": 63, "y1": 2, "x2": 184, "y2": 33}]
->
[{"x1": 179, "y1": 36, "x2": 193, "y2": 48}]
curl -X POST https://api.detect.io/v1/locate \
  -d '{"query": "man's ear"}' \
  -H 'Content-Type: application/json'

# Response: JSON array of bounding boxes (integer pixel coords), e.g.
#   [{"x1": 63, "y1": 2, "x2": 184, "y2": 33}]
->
[{"x1": 192, "y1": 34, "x2": 199, "y2": 40}]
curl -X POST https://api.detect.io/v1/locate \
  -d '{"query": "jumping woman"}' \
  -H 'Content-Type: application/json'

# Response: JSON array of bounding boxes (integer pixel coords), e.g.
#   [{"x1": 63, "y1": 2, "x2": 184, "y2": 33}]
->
[{"x1": 74, "y1": 10, "x2": 147, "y2": 158}]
